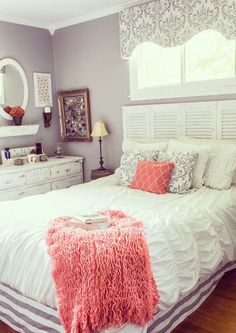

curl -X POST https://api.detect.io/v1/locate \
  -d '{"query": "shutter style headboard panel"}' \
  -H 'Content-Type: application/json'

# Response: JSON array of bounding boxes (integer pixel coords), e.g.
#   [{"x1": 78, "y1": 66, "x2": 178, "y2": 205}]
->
[
  {"x1": 123, "y1": 105, "x2": 150, "y2": 139},
  {"x1": 151, "y1": 104, "x2": 181, "y2": 139},
  {"x1": 123, "y1": 100, "x2": 236, "y2": 140},
  {"x1": 217, "y1": 101, "x2": 236, "y2": 139}
]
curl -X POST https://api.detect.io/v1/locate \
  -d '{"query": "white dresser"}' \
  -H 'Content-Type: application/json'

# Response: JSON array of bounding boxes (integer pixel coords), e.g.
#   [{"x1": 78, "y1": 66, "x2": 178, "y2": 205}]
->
[{"x1": 0, "y1": 155, "x2": 83, "y2": 201}]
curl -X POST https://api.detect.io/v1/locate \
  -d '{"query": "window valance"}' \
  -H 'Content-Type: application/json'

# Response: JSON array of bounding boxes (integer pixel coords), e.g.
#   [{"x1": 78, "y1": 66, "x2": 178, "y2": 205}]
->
[{"x1": 119, "y1": 0, "x2": 236, "y2": 59}]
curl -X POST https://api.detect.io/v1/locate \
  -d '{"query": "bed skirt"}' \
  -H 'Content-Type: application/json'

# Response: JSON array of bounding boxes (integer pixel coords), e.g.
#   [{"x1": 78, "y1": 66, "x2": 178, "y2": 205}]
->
[{"x1": 0, "y1": 261, "x2": 236, "y2": 333}]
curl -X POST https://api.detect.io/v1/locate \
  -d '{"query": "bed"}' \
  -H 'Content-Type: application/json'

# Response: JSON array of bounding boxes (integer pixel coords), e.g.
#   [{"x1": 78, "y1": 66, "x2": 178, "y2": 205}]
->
[
  {"x1": 0, "y1": 174, "x2": 236, "y2": 333},
  {"x1": 1, "y1": 100, "x2": 236, "y2": 333}
]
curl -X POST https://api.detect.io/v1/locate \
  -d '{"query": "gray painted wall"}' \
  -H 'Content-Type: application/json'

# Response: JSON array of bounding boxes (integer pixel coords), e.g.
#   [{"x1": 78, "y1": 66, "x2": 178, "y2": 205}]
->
[
  {"x1": 0, "y1": 21, "x2": 59, "y2": 159},
  {"x1": 53, "y1": 14, "x2": 129, "y2": 181}
]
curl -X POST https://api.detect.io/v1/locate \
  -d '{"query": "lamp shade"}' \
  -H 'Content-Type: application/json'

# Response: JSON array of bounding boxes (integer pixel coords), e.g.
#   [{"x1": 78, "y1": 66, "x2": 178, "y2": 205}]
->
[{"x1": 91, "y1": 121, "x2": 109, "y2": 137}]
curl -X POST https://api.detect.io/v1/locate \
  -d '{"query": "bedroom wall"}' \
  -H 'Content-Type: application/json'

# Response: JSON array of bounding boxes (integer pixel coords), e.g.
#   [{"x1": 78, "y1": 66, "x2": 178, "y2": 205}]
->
[
  {"x1": 53, "y1": 14, "x2": 129, "y2": 181},
  {"x1": 53, "y1": 13, "x2": 236, "y2": 182},
  {"x1": 0, "y1": 21, "x2": 59, "y2": 159}
]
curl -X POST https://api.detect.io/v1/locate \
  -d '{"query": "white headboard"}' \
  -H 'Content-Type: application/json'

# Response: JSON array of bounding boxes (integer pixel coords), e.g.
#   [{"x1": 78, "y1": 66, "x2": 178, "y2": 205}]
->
[{"x1": 123, "y1": 100, "x2": 236, "y2": 140}]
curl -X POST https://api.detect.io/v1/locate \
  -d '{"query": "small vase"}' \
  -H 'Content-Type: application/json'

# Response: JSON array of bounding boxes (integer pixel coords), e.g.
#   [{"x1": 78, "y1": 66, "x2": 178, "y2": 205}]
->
[
  {"x1": 12, "y1": 116, "x2": 23, "y2": 126},
  {"x1": 4, "y1": 147, "x2": 11, "y2": 159}
]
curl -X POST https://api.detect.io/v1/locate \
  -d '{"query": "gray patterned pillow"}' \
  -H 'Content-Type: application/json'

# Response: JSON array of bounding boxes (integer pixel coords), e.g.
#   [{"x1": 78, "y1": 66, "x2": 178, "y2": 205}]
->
[
  {"x1": 115, "y1": 151, "x2": 159, "y2": 186},
  {"x1": 158, "y1": 152, "x2": 198, "y2": 193}
]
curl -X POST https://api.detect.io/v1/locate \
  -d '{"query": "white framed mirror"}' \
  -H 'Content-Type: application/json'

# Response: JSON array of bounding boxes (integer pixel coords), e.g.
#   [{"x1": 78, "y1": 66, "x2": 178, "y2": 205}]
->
[{"x1": 0, "y1": 58, "x2": 29, "y2": 120}]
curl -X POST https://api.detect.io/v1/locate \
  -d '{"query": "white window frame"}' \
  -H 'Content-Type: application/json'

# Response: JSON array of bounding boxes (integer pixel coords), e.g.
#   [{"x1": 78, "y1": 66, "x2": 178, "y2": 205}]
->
[{"x1": 129, "y1": 39, "x2": 236, "y2": 101}]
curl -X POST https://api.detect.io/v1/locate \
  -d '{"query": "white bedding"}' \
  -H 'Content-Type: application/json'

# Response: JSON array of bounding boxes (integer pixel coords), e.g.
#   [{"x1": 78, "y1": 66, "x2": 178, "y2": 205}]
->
[{"x1": 0, "y1": 176, "x2": 236, "y2": 332}]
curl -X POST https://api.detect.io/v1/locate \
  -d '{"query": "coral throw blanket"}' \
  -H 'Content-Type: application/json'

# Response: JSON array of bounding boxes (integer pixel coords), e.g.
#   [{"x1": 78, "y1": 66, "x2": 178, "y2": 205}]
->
[{"x1": 46, "y1": 210, "x2": 159, "y2": 333}]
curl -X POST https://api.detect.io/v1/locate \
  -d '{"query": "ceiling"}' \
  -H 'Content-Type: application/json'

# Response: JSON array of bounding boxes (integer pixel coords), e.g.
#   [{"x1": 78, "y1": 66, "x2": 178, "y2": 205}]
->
[{"x1": 0, "y1": 0, "x2": 139, "y2": 33}]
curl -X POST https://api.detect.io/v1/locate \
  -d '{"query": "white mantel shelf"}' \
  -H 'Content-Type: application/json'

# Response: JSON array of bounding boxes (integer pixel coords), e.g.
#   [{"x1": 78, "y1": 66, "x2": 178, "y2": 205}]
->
[{"x1": 0, "y1": 124, "x2": 40, "y2": 138}]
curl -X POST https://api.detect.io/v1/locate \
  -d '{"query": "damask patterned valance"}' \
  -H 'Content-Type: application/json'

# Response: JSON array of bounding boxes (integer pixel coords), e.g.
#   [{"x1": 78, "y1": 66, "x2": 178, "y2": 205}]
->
[{"x1": 119, "y1": 0, "x2": 236, "y2": 59}]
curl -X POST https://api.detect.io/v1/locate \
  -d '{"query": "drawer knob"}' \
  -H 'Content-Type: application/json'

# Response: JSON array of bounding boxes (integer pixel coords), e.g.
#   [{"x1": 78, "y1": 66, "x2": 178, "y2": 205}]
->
[{"x1": 66, "y1": 168, "x2": 71, "y2": 172}]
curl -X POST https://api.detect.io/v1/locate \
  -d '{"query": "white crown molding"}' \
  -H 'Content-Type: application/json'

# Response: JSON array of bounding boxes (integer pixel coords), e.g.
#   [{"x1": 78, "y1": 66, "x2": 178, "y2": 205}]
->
[
  {"x1": 48, "y1": 25, "x2": 56, "y2": 36},
  {"x1": 0, "y1": 0, "x2": 139, "y2": 34},
  {"x1": 0, "y1": 14, "x2": 49, "y2": 30},
  {"x1": 52, "y1": 0, "x2": 139, "y2": 31}
]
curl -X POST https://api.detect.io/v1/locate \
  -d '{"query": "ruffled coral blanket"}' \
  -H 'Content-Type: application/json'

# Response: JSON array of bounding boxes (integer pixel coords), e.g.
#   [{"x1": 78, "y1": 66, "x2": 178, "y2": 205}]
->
[{"x1": 46, "y1": 210, "x2": 159, "y2": 333}]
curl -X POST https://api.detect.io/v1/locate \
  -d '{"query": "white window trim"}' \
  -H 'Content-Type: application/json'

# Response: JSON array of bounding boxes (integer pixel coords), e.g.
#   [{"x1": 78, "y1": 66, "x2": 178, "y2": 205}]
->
[{"x1": 129, "y1": 40, "x2": 236, "y2": 101}]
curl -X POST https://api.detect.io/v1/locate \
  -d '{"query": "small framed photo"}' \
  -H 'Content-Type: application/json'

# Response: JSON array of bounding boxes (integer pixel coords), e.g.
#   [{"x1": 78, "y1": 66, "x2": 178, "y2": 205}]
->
[
  {"x1": 33, "y1": 72, "x2": 53, "y2": 107},
  {"x1": 57, "y1": 89, "x2": 92, "y2": 142}
]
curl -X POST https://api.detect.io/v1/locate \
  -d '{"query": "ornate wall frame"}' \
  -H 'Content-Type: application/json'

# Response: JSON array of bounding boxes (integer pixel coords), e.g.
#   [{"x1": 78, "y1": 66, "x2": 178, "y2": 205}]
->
[{"x1": 57, "y1": 89, "x2": 92, "y2": 142}]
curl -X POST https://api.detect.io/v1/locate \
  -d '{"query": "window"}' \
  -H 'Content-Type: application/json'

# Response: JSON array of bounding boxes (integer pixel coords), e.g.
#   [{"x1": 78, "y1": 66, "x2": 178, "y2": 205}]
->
[
  {"x1": 0, "y1": 72, "x2": 5, "y2": 105},
  {"x1": 129, "y1": 30, "x2": 236, "y2": 100}
]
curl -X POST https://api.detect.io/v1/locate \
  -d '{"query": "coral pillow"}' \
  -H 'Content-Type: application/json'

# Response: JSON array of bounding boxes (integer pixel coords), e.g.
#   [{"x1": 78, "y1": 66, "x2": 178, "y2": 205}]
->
[{"x1": 130, "y1": 160, "x2": 174, "y2": 194}]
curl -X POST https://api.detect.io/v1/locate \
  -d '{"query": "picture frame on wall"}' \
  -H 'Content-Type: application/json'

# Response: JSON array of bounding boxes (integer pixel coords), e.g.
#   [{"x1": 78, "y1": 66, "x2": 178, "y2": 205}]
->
[
  {"x1": 33, "y1": 72, "x2": 53, "y2": 107},
  {"x1": 57, "y1": 88, "x2": 92, "y2": 142}
]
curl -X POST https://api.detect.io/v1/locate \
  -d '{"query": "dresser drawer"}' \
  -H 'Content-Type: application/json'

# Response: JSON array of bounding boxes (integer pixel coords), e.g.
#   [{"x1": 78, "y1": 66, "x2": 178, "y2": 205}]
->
[
  {"x1": 27, "y1": 168, "x2": 51, "y2": 185},
  {"x1": 51, "y1": 162, "x2": 82, "y2": 179},
  {"x1": 28, "y1": 183, "x2": 52, "y2": 196},
  {"x1": 0, "y1": 172, "x2": 26, "y2": 190},
  {"x1": 51, "y1": 176, "x2": 82, "y2": 191},
  {"x1": 0, "y1": 188, "x2": 27, "y2": 201}
]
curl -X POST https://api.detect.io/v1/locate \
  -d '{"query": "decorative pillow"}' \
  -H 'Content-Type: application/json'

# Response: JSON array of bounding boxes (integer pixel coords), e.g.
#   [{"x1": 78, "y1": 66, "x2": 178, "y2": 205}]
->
[
  {"x1": 167, "y1": 140, "x2": 209, "y2": 189},
  {"x1": 210, "y1": 143, "x2": 236, "y2": 186},
  {"x1": 158, "y1": 152, "x2": 198, "y2": 193},
  {"x1": 130, "y1": 160, "x2": 174, "y2": 194},
  {"x1": 179, "y1": 137, "x2": 236, "y2": 186},
  {"x1": 204, "y1": 154, "x2": 236, "y2": 190},
  {"x1": 122, "y1": 139, "x2": 167, "y2": 153},
  {"x1": 115, "y1": 151, "x2": 159, "y2": 186}
]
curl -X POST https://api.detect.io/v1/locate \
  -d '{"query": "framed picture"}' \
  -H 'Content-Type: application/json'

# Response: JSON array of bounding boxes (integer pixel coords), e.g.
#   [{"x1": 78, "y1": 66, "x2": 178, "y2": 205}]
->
[
  {"x1": 33, "y1": 72, "x2": 53, "y2": 107},
  {"x1": 57, "y1": 89, "x2": 92, "y2": 142}
]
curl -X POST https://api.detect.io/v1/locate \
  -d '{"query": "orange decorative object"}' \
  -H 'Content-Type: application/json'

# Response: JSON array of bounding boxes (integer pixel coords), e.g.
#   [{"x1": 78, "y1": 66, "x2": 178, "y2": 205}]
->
[
  {"x1": 3, "y1": 106, "x2": 12, "y2": 114},
  {"x1": 9, "y1": 106, "x2": 25, "y2": 116}
]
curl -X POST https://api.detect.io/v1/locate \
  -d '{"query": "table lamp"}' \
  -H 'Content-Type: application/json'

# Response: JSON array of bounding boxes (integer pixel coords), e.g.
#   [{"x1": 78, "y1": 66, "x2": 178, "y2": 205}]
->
[{"x1": 91, "y1": 120, "x2": 109, "y2": 170}]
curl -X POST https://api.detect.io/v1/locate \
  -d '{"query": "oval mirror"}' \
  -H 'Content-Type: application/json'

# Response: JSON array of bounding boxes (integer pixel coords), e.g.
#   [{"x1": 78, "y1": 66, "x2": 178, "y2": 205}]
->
[{"x1": 0, "y1": 58, "x2": 29, "y2": 120}]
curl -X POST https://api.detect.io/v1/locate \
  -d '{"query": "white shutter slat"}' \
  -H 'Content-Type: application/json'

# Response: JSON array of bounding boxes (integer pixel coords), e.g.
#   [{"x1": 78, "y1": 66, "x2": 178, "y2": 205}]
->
[
  {"x1": 151, "y1": 105, "x2": 180, "y2": 139},
  {"x1": 217, "y1": 101, "x2": 236, "y2": 139},
  {"x1": 123, "y1": 105, "x2": 150, "y2": 139},
  {"x1": 220, "y1": 103, "x2": 236, "y2": 140},
  {"x1": 182, "y1": 102, "x2": 216, "y2": 139}
]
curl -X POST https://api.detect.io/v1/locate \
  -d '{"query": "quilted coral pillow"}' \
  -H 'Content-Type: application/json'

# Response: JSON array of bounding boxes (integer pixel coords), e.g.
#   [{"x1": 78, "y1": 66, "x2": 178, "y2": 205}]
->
[
  {"x1": 158, "y1": 151, "x2": 198, "y2": 193},
  {"x1": 115, "y1": 151, "x2": 159, "y2": 186},
  {"x1": 130, "y1": 160, "x2": 174, "y2": 194}
]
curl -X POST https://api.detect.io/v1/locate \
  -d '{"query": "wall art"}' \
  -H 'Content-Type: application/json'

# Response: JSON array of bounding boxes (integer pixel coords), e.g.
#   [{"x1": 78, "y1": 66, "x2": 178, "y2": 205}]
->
[
  {"x1": 33, "y1": 72, "x2": 53, "y2": 107},
  {"x1": 57, "y1": 88, "x2": 92, "y2": 142}
]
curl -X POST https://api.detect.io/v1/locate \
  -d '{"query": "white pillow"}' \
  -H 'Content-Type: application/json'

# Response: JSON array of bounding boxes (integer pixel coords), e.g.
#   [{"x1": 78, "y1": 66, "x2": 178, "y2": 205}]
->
[
  {"x1": 204, "y1": 154, "x2": 236, "y2": 190},
  {"x1": 179, "y1": 137, "x2": 236, "y2": 186},
  {"x1": 167, "y1": 140, "x2": 209, "y2": 189},
  {"x1": 122, "y1": 139, "x2": 167, "y2": 153}
]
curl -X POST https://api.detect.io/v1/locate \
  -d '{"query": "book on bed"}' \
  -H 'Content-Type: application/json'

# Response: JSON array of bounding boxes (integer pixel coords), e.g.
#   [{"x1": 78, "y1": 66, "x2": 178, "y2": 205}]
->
[{"x1": 74, "y1": 214, "x2": 108, "y2": 224}]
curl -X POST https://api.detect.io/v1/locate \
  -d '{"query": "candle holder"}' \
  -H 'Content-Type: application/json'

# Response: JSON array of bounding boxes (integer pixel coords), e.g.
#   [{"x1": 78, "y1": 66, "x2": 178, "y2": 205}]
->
[{"x1": 43, "y1": 112, "x2": 52, "y2": 127}]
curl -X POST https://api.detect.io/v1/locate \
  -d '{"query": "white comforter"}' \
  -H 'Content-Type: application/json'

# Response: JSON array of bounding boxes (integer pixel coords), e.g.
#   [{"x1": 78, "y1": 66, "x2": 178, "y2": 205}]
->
[{"x1": 0, "y1": 176, "x2": 236, "y2": 332}]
